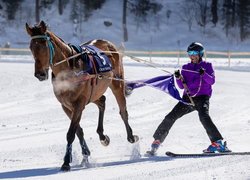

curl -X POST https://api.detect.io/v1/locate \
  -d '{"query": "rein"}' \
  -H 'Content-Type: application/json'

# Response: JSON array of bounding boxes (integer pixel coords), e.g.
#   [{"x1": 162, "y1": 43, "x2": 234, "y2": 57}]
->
[
  {"x1": 30, "y1": 37, "x2": 200, "y2": 104},
  {"x1": 30, "y1": 34, "x2": 99, "y2": 84},
  {"x1": 124, "y1": 54, "x2": 173, "y2": 75},
  {"x1": 53, "y1": 52, "x2": 82, "y2": 66},
  {"x1": 181, "y1": 69, "x2": 202, "y2": 98},
  {"x1": 31, "y1": 35, "x2": 55, "y2": 65}
]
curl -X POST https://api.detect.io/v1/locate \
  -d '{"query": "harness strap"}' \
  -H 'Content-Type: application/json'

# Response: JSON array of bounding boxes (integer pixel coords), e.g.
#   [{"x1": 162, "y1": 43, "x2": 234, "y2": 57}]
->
[
  {"x1": 179, "y1": 76, "x2": 195, "y2": 106},
  {"x1": 31, "y1": 35, "x2": 55, "y2": 65},
  {"x1": 88, "y1": 55, "x2": 98, "y2": 76},
  {"x1": 182, "y1": 69, "x2": 203, "y2": 98},
  {"x1": 191, "y1": 77, "x2": 202, "y2": 97}
]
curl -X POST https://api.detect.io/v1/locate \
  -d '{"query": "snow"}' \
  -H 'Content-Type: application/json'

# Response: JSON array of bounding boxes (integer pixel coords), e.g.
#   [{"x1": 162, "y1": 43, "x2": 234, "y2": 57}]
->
[
  {"x1": 0, "y1": 0, "x2": 250, "y2": 51},
  {"x1": 0, "y1": 55, "x2": 250, "y2": 180}
]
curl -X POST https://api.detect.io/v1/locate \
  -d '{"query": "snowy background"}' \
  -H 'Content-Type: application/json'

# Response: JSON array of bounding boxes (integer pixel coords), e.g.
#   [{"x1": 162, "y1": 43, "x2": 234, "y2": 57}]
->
[{"x1": 0, "y1": 0, "x2": 250, "y2": 51}]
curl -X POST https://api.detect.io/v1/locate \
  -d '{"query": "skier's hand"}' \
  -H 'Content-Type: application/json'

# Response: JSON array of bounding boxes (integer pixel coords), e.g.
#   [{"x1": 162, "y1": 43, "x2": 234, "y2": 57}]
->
[
  {"x1": 199, "y1": 67, "x2": 205, "y2": 75},
  {"x1": 174, "y1": 70, "x2": 181, "y2": 79}
]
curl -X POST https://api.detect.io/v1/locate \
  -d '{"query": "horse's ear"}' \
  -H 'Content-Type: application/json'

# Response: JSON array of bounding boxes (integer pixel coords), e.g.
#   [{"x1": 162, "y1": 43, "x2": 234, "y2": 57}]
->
[
  {"x1": 25, "y1": 23, "x2": 33, "y2": 36},
  {"x1": 39, "y1": 20, "x2": 47, "y2": 33}
]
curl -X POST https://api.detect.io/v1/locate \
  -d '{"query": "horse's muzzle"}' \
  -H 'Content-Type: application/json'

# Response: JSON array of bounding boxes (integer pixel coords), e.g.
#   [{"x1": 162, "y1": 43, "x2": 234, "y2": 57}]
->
[{"x1": 35, "y1": 70, "x2": 49, "y2": 81}]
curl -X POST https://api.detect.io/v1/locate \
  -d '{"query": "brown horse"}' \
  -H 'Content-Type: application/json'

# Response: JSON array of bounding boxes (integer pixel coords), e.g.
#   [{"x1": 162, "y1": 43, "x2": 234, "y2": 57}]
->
[{"x1": 26, "y1": 21, "x2": 138, "y2": 171}]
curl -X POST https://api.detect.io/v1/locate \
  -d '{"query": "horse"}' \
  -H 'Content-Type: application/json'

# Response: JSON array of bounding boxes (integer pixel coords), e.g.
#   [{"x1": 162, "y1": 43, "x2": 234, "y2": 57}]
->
[{"x1": 26, "y1": 20, "x2": 138, "y2": 171}]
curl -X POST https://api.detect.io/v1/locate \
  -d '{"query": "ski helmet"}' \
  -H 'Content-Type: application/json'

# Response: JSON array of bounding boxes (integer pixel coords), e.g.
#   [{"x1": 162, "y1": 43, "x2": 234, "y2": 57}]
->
[{"x1": 187, "y1": 42, "x2": 204, "y2": 57}]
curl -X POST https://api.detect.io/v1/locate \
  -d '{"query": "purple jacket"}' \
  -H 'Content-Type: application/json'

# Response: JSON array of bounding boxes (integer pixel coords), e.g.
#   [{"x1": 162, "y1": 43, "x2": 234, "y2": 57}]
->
[{"x1": 176, "y1": 60, "x2": 215, "y2": 97}]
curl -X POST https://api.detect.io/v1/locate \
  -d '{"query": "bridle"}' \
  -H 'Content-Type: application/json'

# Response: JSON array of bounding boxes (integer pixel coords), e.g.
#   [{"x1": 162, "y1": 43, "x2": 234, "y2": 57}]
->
[
  {"x1": 31, "y1": 34, "x2": 55, "y2": 65},
  {"x1": 30, "y1": 34, "x2": 82, "y2": 67}
]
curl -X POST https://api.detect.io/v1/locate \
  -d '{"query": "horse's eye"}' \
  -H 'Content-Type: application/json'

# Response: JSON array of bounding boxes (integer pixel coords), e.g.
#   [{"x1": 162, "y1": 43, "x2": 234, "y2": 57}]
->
[{"x1": 33, "y1": 40, "x2": 47, "y2": 47}]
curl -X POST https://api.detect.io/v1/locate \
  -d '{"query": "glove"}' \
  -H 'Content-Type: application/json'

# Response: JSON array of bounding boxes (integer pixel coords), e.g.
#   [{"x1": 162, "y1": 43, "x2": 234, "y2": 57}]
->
[
  {"x1": 199, "y1": 67, "x2": 205, "y2": 75},
  {"x1": 174, "y1": 70, "x2": 181, "y2": 79}
]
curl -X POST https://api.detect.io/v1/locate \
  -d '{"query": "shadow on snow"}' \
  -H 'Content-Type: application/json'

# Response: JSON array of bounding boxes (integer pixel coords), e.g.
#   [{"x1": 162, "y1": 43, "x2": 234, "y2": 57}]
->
[{"x1": 0, "y1": 156, "x2": 171, "y2": 179}]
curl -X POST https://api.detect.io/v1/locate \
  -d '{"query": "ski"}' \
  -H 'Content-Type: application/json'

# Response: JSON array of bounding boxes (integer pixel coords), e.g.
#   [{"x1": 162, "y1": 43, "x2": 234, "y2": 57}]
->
[{"x1": 165, "y1": 151, "x2": 250, "y2": 157}]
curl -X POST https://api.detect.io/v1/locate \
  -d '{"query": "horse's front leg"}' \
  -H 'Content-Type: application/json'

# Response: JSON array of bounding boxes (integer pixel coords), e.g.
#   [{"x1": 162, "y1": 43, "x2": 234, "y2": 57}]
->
[
  {"x1": 61, "y1": 105, "x2": 90, "y2": 170},
  {"x1": 94, "y1": 95, "x2": 110, "y2": 146},
  {"x1": 61, "y1": 106, "x2": 84, "y2": 171},
  {"x1": 110, "y1": 82, "x2": 139, "y2": 143},
  {"x1": 75, "y1": 125, "x2": 91, "y2": 167},
  {"x1": 76, "y1": 125, "x2": 90, "y2": 157}
]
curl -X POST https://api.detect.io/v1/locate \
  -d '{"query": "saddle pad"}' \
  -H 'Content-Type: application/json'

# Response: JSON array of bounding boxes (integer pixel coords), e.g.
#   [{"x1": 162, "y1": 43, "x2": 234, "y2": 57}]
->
[
  {"x1": 81, "y1": 45, "x2": 112, "y2": 73},
  {"x1": 69, "y1": 44, "x2": 112, "y2": 74}
]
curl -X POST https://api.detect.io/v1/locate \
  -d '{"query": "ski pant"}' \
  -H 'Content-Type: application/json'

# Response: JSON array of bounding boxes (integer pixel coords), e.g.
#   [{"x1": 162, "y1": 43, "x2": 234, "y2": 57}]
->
[{"x1": 153, "y1": 95, "x2": 223, "y2": 143}]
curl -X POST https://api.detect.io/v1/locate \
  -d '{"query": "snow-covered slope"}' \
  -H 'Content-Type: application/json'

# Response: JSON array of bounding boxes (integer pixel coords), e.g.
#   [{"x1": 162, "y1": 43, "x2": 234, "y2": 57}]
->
[
  {"x1": 0, "y1": 0, "x2": 250, "y2": 51},
  {"x1": 0, "y1": 56, "x2": 250, "y2": 179}
]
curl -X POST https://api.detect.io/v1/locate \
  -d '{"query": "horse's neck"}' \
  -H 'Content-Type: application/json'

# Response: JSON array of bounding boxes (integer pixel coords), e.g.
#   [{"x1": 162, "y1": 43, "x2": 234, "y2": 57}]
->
[{"x1": 48, "y1": 32, "x2": 73, "y2": 73}]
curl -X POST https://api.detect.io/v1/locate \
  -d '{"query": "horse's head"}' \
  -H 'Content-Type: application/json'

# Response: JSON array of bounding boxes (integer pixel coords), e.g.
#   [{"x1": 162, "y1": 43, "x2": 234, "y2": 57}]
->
[{"x1": 26, "y1": 21, "x2": 54, "y2": 81}]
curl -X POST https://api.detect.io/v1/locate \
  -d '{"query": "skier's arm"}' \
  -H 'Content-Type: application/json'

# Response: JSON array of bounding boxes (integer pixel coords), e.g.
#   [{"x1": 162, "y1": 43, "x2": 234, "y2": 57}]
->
[{"x1": 201, "y1": 64, "x2": 215, "y2": 85}]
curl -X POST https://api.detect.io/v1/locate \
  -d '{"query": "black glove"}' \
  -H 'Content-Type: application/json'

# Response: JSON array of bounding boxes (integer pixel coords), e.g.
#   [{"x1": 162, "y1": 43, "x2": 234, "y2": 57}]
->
[
  {"x1": 199, "y1": 67, "x2": 205, "y2": 75},
  {"x1": 174, "y1": 70, "x2": 181, "y2": 79}
]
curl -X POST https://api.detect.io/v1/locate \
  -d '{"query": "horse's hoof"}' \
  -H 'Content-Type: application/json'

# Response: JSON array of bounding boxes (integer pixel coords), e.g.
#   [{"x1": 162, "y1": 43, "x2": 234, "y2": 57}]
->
[
  {"x1": 128, "y1": 135, "x2": 139, "y2": 143},
  {"x1": 133, "y1": 135, "x2": 139, "y2": 142},
  {"x1": 100, "y1": 135, "x2": 110, "y2": 146},
  {"x1": 61, "y1": 164, "x2": 71, "y2": 171},
  {"x1": 125, "y1": 86, "x2": 133, "y2": 97},
  {"x1": 81, "y1": 155, "x2": 91, "y2": 168}
]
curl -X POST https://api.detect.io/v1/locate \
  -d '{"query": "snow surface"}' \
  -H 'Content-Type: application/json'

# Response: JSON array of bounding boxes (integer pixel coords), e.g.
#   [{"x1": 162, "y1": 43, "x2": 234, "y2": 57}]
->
[{"x1": 0, "y1": 56, "x2": 250, "y2": 180}]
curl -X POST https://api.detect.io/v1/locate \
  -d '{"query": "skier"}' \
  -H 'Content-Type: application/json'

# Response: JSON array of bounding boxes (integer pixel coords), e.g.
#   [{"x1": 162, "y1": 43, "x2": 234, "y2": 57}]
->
[{"x1": 149, "y1": 42, "x2": 230, "y2": 155}]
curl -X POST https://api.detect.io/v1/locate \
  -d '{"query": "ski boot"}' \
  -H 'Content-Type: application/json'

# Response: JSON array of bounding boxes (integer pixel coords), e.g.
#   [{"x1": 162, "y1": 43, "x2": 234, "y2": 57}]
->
[
  {"x1": 203, "y1": 139, "x2": 231, "y2": 153},
  {"x1": 146, "y1": 140, "x2": 161, "y2": 156}
]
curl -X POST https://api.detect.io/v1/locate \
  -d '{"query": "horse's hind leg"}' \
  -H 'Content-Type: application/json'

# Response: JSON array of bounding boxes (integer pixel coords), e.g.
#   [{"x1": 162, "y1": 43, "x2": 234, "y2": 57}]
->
[
  {"x1": 110, "y1": 82, "x2": 139, "y2": 143},
  {"x1": 93, "y1": 95, "x2": 110, "y2": 146}
]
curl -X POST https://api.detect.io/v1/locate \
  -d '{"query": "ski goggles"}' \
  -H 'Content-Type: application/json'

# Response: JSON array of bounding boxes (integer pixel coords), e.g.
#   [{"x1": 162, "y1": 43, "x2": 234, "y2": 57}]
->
[{"x1": 187, "y1": 51, "x2": 199, "y2": 56}]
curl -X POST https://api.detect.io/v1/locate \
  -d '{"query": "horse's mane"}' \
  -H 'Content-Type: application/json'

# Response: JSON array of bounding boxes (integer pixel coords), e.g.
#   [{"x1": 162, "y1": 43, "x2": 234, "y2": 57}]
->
[
  {"x1": 47, "y1": 30, "x2": 72, "y2": 56},
  {"x1": 31, "y1": 22, "x2": 70, "y2": 54}
]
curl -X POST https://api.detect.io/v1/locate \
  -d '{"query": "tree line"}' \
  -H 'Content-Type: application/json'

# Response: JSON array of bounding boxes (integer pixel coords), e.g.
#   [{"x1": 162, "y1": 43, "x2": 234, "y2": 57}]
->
[
  {"x1": 0, "y1": 0, "x2": 249, "y2": 41},
  {"x1": 179, "y1": 0, "x2": 250, "y2": 41}
]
